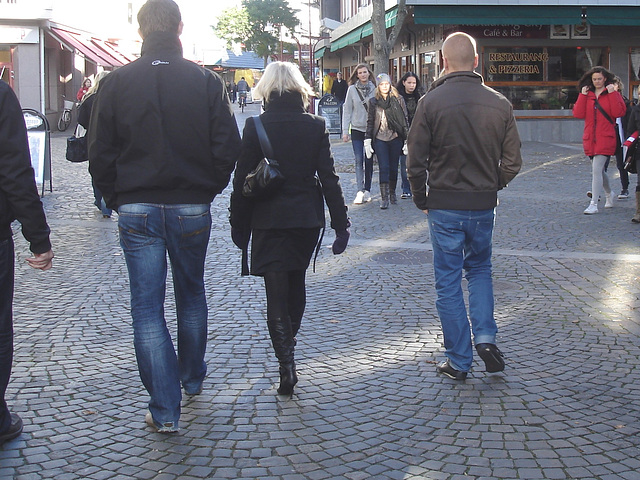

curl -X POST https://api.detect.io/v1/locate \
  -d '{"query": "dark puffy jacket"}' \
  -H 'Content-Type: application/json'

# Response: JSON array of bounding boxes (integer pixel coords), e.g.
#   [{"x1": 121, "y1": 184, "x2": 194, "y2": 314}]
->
[
  {"x1": 0, "y1": 81, "x2": 51, "y2": 253},
  {"x1": 573, "y1": 89, "x2": 627, "y2": 157},
  {"x1": 89, "y1": 31, "x2": 241, "y2": 210},
  {"x1": 230, "y1": 91, "x2": 348, "y2": 232},
  {"x1": 406, "y1": 71, "x2": 522, "y2": 211}
]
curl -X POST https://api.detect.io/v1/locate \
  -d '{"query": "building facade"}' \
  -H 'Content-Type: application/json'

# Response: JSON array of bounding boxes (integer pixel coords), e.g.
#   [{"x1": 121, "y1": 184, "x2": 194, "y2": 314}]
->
[
  {"x1": 317, "y1": 0, "x2": 640, "y2": 142},
  {"x1": 0, "y1": 0, "x2": 138, "y2": 126}
]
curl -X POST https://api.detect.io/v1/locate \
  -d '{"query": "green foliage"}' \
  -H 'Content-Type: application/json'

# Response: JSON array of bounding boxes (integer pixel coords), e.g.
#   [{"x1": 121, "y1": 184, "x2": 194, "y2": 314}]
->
[
  {"x1": 213, "y1": 7, "x2": 251, "y2": 50},
  {"x1": 214, "y1": 0, "x2": 300, "y2": 61}
]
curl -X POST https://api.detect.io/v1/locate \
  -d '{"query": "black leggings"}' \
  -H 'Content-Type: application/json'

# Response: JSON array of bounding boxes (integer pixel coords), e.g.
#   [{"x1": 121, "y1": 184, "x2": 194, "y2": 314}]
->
[{"x1": 263, "y1": 270, "x2": 306, "y2": 334}]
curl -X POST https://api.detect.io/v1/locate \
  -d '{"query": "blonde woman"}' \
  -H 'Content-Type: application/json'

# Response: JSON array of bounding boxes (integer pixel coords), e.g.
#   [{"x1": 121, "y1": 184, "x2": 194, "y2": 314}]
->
[
  {"x1": 230, "y1": 62, "x2": 350, "y2": 397},
  {"x1": 364, "y1": 73, "x2": 409, "y2": 209}
]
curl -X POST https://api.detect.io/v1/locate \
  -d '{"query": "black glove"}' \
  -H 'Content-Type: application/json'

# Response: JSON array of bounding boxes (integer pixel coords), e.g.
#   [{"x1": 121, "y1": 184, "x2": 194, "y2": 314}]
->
[
  {"x1": 231, "y1": 227, "x2": 250, "y2": 250},
  {"x1": 332, "y1": 229, "x2": 350, "y2": 255}
]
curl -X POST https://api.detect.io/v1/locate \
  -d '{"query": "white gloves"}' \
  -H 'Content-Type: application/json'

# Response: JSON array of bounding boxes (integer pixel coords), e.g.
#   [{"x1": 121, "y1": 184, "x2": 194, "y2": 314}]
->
[
  {"x1": 364, "y1": 138, "x2": 374, "y2": 159},
  {"x1": 402, "y1": 141, "x2": 408, "y2": 156}
]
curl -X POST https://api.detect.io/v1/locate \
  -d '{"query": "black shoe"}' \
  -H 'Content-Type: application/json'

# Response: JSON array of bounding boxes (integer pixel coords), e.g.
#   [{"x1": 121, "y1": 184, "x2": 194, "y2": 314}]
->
[
  {"x1": 436, "y1": 360, "x2": 467, "y2": 380},
  {"x1": 0, "y1": 413, "x2": 23, "y2": 445},
  {"x1": 476, "y1": 343, "x2": 505, "y2": 373}
]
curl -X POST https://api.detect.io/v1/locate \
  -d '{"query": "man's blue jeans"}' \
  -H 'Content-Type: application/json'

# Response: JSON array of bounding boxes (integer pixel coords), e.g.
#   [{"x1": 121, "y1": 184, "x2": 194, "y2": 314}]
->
[
  {"x1": 0, "y1": 237, "x2": 15, "y2": 435},
  {"x1": 118, "y1": 203, "x2": 211, "y2": 428},
  {"x1": 351, "y1": 129, "x2": 373, "y2": 192},
  {"x1": 428, "y1": 209, "x2": 497, "y2": 372}
]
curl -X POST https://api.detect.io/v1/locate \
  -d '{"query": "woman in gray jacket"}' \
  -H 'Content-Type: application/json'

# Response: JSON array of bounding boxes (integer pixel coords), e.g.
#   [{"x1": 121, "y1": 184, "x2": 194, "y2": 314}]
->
[{"x1": 341, "y1": 64, "x2": 376, "y2": 204}]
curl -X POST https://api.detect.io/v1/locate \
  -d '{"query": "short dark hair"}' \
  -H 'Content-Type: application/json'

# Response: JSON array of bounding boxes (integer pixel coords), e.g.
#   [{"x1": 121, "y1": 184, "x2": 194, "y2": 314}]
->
[{"x1": 137, "y1": 0, "x2": 181, "y2": 38}]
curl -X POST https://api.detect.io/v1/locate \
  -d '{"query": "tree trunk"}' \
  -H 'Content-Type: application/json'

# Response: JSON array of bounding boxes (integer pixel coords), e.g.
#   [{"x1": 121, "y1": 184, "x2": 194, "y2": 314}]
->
[{"x1": 371, "y1": 0, "x2": 408, "y2": 76}]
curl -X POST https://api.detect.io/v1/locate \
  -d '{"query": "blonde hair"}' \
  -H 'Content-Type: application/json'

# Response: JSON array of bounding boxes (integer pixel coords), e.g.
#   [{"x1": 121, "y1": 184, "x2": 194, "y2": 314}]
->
[
  {"x1": 253, "y1": 62, "x2": 315, "y2": 107},
  {"x1": 375, "y1": 85, "x2": 400, "y2": 100}
]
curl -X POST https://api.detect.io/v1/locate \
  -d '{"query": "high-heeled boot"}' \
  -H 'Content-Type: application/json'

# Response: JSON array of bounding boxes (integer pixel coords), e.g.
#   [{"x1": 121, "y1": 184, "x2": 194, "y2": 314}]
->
[
  {"x1": 266, "y1": 316, "x2": 298, "y2": 395},
  {"x1": 389, "y1": 179, "x2": 397, "y2": 204},
  {"x1": 380, "y1": 182, "x2": 390, "y2": 209}
]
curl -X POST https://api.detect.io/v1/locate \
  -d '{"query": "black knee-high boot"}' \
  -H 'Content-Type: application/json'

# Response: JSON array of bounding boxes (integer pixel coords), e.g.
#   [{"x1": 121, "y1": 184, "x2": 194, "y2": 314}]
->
[{"x1": 267, "y1": 316, "x2": 298, "y2": 395}]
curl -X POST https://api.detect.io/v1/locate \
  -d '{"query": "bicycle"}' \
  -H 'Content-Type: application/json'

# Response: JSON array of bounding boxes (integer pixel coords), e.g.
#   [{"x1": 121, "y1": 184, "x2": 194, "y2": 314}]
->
[
  {"x1": 57, "y1": 95, "x2": 76, "y2": 132},
  {"x1": 238, "y1": 92, "x2": 247, "y2": 113}
]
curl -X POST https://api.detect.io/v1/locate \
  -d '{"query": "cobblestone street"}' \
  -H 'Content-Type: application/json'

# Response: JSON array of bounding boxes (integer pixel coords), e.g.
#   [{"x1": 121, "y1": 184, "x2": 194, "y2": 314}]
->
[{"x1": 2, "y1": 101, "x2": 640, "y2": 479}]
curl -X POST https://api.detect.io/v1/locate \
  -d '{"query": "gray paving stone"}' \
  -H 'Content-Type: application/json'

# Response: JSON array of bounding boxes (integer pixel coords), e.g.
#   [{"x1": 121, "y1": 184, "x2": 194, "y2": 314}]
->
[{"x1": 3, "y1": 108, "x2": 640, "y2": 479}]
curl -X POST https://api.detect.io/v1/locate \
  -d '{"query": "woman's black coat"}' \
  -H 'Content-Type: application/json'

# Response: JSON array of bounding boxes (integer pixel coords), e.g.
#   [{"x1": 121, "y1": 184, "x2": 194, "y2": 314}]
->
[{"x1": 230, "y1": 92, "x2": 349, "y2": 234}]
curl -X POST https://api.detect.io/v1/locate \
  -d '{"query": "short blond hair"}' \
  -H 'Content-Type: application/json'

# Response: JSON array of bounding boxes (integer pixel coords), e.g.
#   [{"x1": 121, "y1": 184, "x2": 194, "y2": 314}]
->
[
  {"x1": 442, "y1": 32, "x2": 477, "y2": 72},
  {"x1": 253, "y1": 62, "x2": 315, "y2": 108}
]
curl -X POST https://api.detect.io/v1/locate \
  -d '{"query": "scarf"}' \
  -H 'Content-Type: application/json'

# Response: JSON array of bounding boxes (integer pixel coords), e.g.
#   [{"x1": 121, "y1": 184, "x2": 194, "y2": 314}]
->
[
  {"x1": 355, "y1": 81, "x2": 374, "y2": 100},
  {"x1": 377, "y1": 95, "x2": 408, "y2": 140}
]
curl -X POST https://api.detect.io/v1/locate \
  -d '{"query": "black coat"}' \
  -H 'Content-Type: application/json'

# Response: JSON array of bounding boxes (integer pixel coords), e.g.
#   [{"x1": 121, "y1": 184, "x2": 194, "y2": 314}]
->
[
  {"x1": 230, "y1": 91, "x2": 348, "y2": 232},
  {"x1": 89, "y1": 31, "x2": 241, "y2": 210},
  {"x1": 0, "y1": 81, "x2": 51, "y2": 253}
]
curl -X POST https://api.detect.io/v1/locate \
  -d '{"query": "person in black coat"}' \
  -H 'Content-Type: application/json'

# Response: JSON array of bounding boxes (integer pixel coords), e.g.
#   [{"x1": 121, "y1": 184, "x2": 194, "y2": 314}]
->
[
  {"x1": 229, "y1": 61, "x2": 350, "y2": 397},
  {"x1": 77, "y1": 71, "x2": 111, "y2": 217},
  {"x1": 331, "y1": 72, "x2": 348, "y2": 103},
  {"x1": 0, "y1": 80, "x2": 54, "y2": 445}
]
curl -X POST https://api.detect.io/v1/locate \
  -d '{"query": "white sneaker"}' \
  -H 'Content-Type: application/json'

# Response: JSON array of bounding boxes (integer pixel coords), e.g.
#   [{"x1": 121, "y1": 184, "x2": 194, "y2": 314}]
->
[
  {"x1": 584, "y1": 203, "x2": 598, "y2": 215},
  {"x1": 353, "y1": 191, "x2": 364, "y2": 204},
  {"x1": 363, "y1": 191, "x2": 372, "y2": 203},
  {"x1": 605, "y1": 191, "x2": 615, "y2": 208}
]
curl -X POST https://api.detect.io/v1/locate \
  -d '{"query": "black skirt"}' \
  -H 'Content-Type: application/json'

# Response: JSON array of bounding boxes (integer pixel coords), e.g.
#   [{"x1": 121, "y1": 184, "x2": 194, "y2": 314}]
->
[{"x1": 251, "y1": 228, "x2": 321, "y2": 276}]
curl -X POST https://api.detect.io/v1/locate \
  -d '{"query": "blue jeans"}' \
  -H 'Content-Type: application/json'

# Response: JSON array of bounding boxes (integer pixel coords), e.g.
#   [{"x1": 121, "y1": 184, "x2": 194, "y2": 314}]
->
[
  {"x1": 0, "y1": 237, "x2": 14, "y2": 435},
  {"x1": 399, "y1": 154, "x2": 410, "y2": 194},
  {"x1": 91, "y1": 179, "x2": 112, "y2": 217},
  {"x1": 118, "y1": 203, "x2": 211, "y2": 428},
  {"x1": 428, "y1": 209, "x2": 497, "y2": 372},
  {"x1": 351, "y1": 129, "x2": 373, "y2": 192},
  {"x1": 374, "y1": 137, "x2": 402, "y2": 184}
]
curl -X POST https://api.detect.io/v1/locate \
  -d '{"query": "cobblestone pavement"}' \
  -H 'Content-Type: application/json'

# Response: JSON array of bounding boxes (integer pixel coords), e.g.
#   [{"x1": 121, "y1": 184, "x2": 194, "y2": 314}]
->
[{"x1": 2, "y1": 101, "x2": 640, "y2": 480}]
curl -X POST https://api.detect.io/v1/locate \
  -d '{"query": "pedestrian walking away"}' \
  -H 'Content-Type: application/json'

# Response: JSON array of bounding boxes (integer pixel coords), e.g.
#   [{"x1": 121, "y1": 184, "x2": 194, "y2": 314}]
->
[
  {"x1": 573, "y1": 66, "x2": 626, "y2": 215},
  {"x1": 0, "y1": 80, "x2": 54, "y2": 446},
  {"x1": 229, "y1": 61, "x2": 350, "y2": 397},
  {"x1": 365, "y1": 73, "x2": 409, "y2": 210},
  {"x1": 88, "y1": 0, "x2": 241, "y2": 433},
  {"x1": 407, "y1": 31, "x2": 522, "y2": 380},
  {"x1": 342, "y1": 63, "x2": 376, "y2": 205}
]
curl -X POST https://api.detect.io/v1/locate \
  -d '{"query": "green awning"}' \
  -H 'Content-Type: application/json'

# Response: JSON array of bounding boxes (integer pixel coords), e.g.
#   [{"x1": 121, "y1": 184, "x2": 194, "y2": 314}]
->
[
  {"x1": 361, "y1": 7, "x2": 399, "y2": 38},
  {"x1": 331, "y1": 26, "x2": 363, "y2": 52},
  {"x1": 314, "y1": 46, "x2": 326, "y2": 60},
  {"x1": 586, "y1": 7, "x2": 640, "y2": 26},
  {"x1": 414, "y1": 6, "x2": 583, "y2": 26}
]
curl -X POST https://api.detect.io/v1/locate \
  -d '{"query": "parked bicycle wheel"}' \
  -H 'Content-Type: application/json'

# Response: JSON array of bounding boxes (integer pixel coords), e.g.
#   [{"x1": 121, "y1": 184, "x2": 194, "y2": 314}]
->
[{"x1": 57, "y1": 109, "x2": 71, "y2": 131}]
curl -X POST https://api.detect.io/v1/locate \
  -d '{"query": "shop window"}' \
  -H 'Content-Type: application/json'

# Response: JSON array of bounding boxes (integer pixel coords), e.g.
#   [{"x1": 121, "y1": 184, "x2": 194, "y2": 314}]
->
[
  {"x1": 483, "y1": 46, "x2": 608, "y2": 110},
  {"x1": 630, "y1": 48, "x2": 640, "y2": 100}
]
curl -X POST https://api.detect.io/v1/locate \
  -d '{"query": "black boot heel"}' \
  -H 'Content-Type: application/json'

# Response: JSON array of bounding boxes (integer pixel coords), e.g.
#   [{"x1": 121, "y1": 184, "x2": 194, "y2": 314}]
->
[{"x1": 277, "y1": 362, "x2": 298, "y2": 396}]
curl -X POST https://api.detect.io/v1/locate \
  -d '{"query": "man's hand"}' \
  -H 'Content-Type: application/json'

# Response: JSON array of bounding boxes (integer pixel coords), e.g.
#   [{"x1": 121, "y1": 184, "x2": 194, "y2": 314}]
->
[
  {"x1": 342, "y1": 134, "x2": 350, "y2": 143},
  {"x1": 26, "y1": 250, "x2": 54, "y2": 271},
  {"x1": 422, "y1": 209, "x2": 429, "y2": 215}
]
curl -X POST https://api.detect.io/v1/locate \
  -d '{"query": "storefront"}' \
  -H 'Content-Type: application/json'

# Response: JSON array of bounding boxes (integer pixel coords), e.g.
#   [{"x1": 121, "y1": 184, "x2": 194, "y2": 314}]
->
[{"x1": 318, "y1": 1, "x2": 640, "y2": 142}]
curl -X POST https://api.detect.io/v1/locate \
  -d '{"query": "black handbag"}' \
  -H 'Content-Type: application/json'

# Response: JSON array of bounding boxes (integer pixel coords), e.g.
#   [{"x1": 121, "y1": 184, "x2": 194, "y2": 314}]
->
[
  {"x1": 66, "y1": 125, "x2": 88, "y2": 163},
  {"x1": 242, "y1": 116, "x2": 285, "y2": 198},
  {"x1": 624, "y1": 139, "x2": 639, "y2": 174}
]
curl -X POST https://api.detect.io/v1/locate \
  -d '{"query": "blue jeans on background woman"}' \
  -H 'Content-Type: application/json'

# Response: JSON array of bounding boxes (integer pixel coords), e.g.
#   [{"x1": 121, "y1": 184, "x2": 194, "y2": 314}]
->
[
  {"x1": 351, "y1": 129, "x2": 373, "y2": 196},
  {"x1": 118, "y1": 203, "x2": 211, "y2": 431},
  {"x1": 374, "y1": 137, "x2": 403, "y2": 184}
]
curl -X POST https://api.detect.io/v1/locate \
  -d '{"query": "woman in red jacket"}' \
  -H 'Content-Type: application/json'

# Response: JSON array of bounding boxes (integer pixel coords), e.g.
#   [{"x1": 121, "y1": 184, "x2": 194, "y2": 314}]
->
[{"x1": 573, "y1": 66, "x2": 627, "y2": 214}]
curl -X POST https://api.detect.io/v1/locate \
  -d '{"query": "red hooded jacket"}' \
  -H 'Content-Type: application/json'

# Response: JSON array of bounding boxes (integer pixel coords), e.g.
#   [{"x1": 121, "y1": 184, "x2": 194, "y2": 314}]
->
[{"x1": 573, "y1": 89, "x2": 626, "y2": 156}]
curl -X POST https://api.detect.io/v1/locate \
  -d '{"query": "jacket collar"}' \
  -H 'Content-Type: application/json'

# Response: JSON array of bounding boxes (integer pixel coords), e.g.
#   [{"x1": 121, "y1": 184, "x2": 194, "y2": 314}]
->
[
  {"x1": 264, "y1": 91, "x2": 306, "y2": 113},
  {"x1": 140, "y1": 31, "x2": 183, "y2": 57},
  {"x1": 430, "y1": 70, "x2": 483, "y2": 92}
]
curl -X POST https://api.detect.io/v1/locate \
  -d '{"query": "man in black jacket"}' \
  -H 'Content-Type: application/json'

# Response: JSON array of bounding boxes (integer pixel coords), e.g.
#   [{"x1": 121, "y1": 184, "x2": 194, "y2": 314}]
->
[
  {"x1": 331, "y1": 72, "x2": 348, "y2": 103},
  {"x1": 0, "y1": 81, "x2": 54, "y2": 445},
  {"x1": 407, "y1": 32, "x2": 522, "y2": 381},
  {"x1": 89, "y1": 0, "x2": 241, "y2": 433}
]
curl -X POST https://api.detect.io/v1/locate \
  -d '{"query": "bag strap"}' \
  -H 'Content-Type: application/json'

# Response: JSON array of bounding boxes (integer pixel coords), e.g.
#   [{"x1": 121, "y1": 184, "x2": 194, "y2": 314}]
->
[
  {"x1": 355, "y1": 87, "x2": 369, "y2": 112},
  {"x1": 594, "y1": 99, "x2": 615, "y2": 125},
  {"x1": 253, "y1": 116, "x2": 274, "y2": 158}
]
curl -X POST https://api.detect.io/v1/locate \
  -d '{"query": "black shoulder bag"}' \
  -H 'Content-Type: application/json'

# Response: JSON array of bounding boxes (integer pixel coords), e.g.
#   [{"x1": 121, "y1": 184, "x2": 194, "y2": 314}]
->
[
  {"x1": 594, "y1": 98, "x2": 615, "y2": 126},
  {"x1": 242, "y1": 116, "x2": 285, "y2": 198}
]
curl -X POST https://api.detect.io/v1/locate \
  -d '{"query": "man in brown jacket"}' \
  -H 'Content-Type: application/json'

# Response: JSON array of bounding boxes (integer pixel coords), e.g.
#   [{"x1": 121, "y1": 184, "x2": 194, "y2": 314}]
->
[{"x1": 407, "y1": 32, "x2": 522, "y2": 380}]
